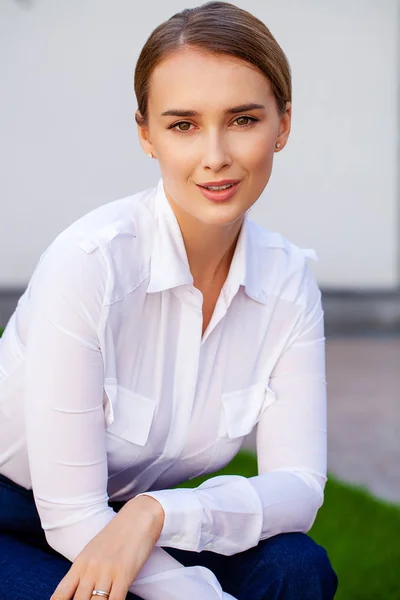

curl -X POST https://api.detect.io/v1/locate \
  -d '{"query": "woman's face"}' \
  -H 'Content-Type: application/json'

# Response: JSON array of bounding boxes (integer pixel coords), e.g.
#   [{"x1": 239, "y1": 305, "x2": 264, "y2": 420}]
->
[{"x1": 137, "y1": 47, "x2": 291, "y2": 228}]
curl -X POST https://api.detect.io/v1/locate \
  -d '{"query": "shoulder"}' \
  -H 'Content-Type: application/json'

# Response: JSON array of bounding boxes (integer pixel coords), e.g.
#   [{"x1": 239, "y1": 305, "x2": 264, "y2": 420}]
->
[
  {"x1": 246, "y1": 217, "x2": 320, "y2": 307},
  {"x1": 56, "y1": 184, "x2": 157, "y2": 254},
  {"x1": 26, "y1": 183, "x2": 158, "y2": 305}
]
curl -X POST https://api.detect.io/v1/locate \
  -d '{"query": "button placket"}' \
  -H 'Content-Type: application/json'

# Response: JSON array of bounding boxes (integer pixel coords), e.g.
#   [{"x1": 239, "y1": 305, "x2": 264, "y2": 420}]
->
[{"x1": 162, "y1": 290, "x2": 203, "y2": 459}]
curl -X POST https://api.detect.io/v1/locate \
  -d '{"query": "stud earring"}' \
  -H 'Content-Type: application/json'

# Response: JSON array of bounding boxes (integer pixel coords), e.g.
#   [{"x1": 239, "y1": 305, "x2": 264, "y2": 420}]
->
[
  {"x1": 147, "y1": 152, "x2": 153, "y2": 158},
  {"x1": 275, "y1": 142, "x2": 281, "y2": 149}
]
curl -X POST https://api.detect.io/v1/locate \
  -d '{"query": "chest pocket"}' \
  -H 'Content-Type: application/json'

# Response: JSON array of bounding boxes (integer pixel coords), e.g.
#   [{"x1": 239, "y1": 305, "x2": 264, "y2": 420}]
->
[
  {"x1": 104, "y1": 380, "x2": 157, "y2": 446},
  {"x1": 219, "y1": 381, "x2": 276, "y2": 439}
]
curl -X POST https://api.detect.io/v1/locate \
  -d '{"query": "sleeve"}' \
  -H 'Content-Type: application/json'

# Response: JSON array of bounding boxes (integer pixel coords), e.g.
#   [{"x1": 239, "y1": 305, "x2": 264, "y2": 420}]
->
[
  {"x1": 23, "y1": 238, "x2": 236, "y2": 600},
  {"x1": 138, "y1": 260, "x2": 327, "y2": 555}
]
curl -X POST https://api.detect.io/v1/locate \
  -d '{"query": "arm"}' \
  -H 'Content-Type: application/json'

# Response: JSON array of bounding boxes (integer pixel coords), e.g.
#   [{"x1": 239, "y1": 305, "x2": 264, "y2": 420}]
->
[
  {"x1": 24, "y1": 239, "x2": 235, "y2": 600},
  {"x1": 139, "y1": 261, "x2": 327, "y2": 555}
]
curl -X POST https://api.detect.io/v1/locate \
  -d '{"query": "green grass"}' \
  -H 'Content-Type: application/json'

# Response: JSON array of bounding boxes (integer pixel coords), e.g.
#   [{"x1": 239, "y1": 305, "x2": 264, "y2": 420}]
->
[
  {"x1": 176, "y1": 450, "x2": 400, "y2": 600},
  {"x1": 1, "y1": 327, "x2": 399, "y2": 598}
]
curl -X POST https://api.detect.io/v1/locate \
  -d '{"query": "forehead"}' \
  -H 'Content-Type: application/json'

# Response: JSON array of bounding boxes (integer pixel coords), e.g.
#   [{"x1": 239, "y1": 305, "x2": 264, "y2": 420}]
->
[{"x1": 148, "y1": 48, "x2": 274, "y2": 110}]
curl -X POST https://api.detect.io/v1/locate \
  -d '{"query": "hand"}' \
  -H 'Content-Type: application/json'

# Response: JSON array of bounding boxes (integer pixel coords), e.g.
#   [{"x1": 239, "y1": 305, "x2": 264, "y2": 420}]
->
[{"x1": 50, "y1": 495, "x2": 165, "y2": 600}]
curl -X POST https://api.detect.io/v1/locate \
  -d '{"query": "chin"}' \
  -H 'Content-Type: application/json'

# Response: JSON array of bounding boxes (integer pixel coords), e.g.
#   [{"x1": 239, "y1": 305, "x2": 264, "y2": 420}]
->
[{"x1": 192, "y1": 204, "x2": 247, "y2": 228}]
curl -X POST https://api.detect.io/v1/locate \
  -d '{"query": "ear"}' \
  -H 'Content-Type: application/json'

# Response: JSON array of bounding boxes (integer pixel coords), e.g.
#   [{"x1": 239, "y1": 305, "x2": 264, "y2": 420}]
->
[
  {"x1": 136, "y1": 110, "x2": 156, "y2": 157},
  {"x1": 275, "y1": 101, "x2": 292, "y2": 152}
]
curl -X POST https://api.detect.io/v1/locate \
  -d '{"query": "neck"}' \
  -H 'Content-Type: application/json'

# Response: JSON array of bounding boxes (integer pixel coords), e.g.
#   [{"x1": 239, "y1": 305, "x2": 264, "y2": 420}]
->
[{"x1": 167, "y1": 196, "x2": 243, "y2": 288}]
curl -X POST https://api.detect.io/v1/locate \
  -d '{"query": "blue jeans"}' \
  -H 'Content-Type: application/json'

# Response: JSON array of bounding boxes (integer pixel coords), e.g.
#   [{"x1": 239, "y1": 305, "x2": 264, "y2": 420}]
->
[{"x1": 0, "y1": 473, "x2": 338, "y2": 599}]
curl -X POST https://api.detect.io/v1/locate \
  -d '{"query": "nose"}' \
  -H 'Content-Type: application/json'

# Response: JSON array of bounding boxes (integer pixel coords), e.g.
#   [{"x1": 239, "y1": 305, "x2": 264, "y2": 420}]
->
[{"x1": 200, "y1": 130, "x2": 232, "y2": 172}]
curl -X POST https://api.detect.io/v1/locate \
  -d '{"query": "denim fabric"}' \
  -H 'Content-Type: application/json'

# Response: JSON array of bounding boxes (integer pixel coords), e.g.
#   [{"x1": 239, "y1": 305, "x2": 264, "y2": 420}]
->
[{"x1": 0, "y1": 473, "x2": 338, "y2": 599}]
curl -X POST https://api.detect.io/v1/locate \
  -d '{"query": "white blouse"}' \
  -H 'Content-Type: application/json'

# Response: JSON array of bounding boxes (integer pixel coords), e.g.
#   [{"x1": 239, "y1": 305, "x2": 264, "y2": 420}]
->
[{"x1": 0, "y1": 177, "x2": 327, "y2": 600}]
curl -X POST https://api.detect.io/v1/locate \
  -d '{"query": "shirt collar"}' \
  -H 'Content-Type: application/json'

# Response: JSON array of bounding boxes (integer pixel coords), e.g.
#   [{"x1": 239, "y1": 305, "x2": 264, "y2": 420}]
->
[
  {"x1": 147, "y1": 177, "x2": 267, "y2": 304},
  {"x1": 147, "y1": 179, "x2": 193, "y2": 293}
]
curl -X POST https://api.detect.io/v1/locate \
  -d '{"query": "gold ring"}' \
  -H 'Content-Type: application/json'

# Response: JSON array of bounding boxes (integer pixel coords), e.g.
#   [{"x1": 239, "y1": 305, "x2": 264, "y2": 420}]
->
[{"x1": 92, "y1": 591, "x2": 110, "y2": 598}]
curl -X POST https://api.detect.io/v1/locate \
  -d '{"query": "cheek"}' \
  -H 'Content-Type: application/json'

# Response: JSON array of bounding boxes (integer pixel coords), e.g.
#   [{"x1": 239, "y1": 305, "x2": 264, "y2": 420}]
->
[
  {"x1": 243, "y1": 141, "x2": 275, "y2": 179},
  {"x1": 235, "y1": 127, "x2": 276, "y2": 162},
  {"x1": 157, "y1": 137, "x2": 197, "y2": 173}
]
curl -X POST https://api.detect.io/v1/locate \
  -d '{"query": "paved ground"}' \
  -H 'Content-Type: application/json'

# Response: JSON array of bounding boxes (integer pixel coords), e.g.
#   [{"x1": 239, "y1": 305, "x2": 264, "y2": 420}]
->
[
  {"x1": 244, "y1": 335, "x2": 400, "y2": 504},
  {"x1": 326, "y1": 336, "x2": 400, "y2": 503}
]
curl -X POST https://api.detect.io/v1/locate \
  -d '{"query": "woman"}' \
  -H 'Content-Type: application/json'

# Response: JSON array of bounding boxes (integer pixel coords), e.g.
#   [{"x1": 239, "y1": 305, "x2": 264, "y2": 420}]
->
[{"x1": 0, "y1": 2, "x2": 338, "y2": 599}]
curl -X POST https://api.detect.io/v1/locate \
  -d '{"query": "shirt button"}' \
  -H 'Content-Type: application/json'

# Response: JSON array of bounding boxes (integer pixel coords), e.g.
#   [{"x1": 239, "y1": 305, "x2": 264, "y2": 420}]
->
[{"x1": 172, "y1": 534, "x2": 181, "y2": 541}]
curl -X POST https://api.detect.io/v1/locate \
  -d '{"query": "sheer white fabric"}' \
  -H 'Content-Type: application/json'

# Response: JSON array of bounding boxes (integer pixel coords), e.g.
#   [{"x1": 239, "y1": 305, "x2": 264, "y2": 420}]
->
[{"x1": 0, "y1": 178, "x2": 326, "y2": 599}]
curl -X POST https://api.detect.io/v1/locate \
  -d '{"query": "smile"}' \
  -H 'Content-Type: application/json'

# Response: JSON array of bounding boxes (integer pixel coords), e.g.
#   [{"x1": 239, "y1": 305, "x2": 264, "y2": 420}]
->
[
  {"x1": 196, "y1": 180, "x2": 241, "y2": 203},
  {"x1": 201, "y1": 183, "x2": 235, "y2": 191}
]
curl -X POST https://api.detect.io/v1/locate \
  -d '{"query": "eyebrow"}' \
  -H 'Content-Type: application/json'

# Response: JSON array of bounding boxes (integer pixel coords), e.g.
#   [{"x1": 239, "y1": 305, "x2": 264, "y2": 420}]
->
[{"x1": 160, "y1": 103, "x2": 266, "y2": 117}]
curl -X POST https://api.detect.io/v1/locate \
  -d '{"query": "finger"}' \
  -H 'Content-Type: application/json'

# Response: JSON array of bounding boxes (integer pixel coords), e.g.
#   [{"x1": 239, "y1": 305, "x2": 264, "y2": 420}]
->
[
  {"x1": 72, "y1": 578, "x2": 94, "y2": 600},
  {"x1": 50, "y1": 571, "x2": 80, "y2": 600},
  {"x1": 109, "y1": 579, "x2": 131, "y2": 600},
  {"x1": 91, "y1": 573, "x2": 113, "y2": 599},
  {"x1": 74, "y1": 577, "x2": 111, "y2": 600}
]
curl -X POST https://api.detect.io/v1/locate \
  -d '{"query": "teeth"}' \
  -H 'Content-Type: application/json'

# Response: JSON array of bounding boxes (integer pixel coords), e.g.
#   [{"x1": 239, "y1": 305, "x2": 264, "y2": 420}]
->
[{"x1": 204, "y1": 183, "x2": 234, "y2": 191}]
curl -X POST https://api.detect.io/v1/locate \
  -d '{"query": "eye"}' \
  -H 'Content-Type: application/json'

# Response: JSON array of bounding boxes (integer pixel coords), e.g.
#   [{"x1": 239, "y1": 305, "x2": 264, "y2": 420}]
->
[
  {"x1": 233, "y1": 116, "x2": 259, "y2": 127},
  {"x1": 168, "y1": 121, "x2": 194, "y2": 133}
]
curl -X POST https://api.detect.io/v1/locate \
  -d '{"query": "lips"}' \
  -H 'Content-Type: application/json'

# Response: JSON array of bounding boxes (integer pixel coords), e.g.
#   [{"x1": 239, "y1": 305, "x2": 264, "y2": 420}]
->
[{"x1": 196, "y1": 180, "x2": 241, "y2": 203}]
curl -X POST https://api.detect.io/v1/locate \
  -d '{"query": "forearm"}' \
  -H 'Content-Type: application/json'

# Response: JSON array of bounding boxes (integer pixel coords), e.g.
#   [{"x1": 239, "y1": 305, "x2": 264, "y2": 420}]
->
[
  {"x1": 248, "y1": 470, "x2": 325, "y2": 538},
  {"x1": 137, "y1": 474, "x2": 264, "y2": 555},
  {"x1": 137, "y1": 468, "x2": 324, "y2": 557},
  {"x1": 119, "y1": 497, "x2": 234, "y2": 598},
  {"x1": 131, "y1": 547, "x2": 236, "y2": 599},
  {"x1": 124, "y1": 496, "x2": 236, "y2": 598},
  {"x1": 44, "y1": 496, "x2": 235, "y2": 600}
]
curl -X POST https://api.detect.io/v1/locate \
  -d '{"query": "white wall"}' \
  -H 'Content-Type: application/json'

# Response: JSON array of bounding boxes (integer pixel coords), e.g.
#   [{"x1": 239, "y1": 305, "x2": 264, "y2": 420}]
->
[{"x1": 0, "y1": 0, "x2": 398, "y2": 288}]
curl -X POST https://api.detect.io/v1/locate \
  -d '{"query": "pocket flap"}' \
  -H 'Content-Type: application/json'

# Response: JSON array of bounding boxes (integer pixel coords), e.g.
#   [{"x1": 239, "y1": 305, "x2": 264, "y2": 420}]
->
[
  {"x1": 220, "y1": 382, "x2": 268, "y2": 439},
  {"x1": 105, "y1": 383, "x2": 157, "y2": 446}
]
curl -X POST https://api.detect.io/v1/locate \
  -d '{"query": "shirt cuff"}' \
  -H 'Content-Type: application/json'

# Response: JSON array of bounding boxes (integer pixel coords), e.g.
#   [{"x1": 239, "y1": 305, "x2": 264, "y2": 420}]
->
[
  {"x1": 131, "y1": 564, "x2": 237, "y2": 600},
  {"x1": 136, "y1": 488, "x2": 203, "y2": 551}
]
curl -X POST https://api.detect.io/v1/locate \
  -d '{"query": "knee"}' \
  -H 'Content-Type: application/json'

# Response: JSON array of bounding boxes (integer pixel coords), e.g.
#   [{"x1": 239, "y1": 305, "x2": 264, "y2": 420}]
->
[
  {"x1": 265, "y1": 532, "x2": 332, "y2": 572},
  {"x1": 258, "y1": 533, "x2": 338, "y2": 597}
]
